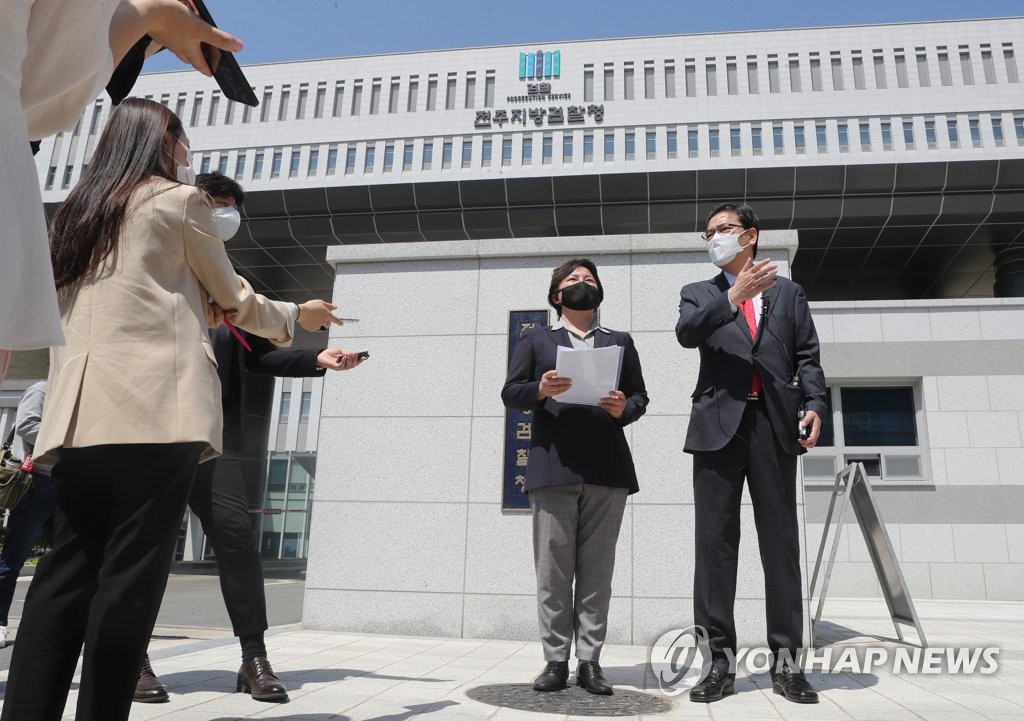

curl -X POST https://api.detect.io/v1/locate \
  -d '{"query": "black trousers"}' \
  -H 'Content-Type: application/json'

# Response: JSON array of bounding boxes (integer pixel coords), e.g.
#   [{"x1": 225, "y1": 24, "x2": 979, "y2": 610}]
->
[
  {"x1": 187, "y1": 450, "x2": 267, "y2": 637},
  {"x1": 0, "y1": 442, "x2": 203, "y2": 721},
  {"x1": 692, "y1": 399, "x2": 803, "y2": 669}
]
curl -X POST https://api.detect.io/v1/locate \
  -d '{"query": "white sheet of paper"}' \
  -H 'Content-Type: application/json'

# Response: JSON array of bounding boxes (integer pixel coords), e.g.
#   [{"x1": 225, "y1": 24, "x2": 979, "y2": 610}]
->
[{"x1": 553, "y1": 345, "x2": 624, "y2": 406}]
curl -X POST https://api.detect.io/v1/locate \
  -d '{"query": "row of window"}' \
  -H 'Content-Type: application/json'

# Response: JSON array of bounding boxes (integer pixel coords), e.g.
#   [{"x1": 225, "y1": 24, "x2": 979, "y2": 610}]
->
[
  {"x1": 198, "y1": 112, "x2": 1024, "y2": 180},
  {"x1": 107, "y1": 40, "x2": 1018, "y2": 131},
  {"x1": 152, "y1": 68, "x2": 501, "y2": 130},
  {"x1": 696, "y1": 113, "x2": 1024, "y2": 158},
  {"x1": 591, "y1": 41, "x2": 1020, "y2": 102},
  {"x1": 44, "y1": 111, "x2": 1024, "y2": 190}
]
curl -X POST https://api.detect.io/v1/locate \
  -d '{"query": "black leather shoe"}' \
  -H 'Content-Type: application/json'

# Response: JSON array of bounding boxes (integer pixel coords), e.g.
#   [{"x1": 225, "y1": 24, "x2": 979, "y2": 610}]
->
[
  {"x1": 133, "y1": 654, "x2": 169, "y2": 703},
  {"x1": 688, "y1": 667, "x2": 735, "y2": 703},
  {"x1": 533, "y1": 661, "x2": 569, "y2": 692},
  {"x1": 237, "y1": 656, "x2": 289, "y2": 702},
  {"x1": 772, "y1": 667, "x2": 819, "y2": 704},
  {"x1": 576, "y1": 660, "x2": 613, "y2": 695}
]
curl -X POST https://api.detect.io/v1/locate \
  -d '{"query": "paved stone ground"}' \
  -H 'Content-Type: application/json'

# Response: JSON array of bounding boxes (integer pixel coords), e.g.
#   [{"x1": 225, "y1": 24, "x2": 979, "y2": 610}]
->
[{"x1": 1, "y1": 597, "x2": 1019, "y2": 720}]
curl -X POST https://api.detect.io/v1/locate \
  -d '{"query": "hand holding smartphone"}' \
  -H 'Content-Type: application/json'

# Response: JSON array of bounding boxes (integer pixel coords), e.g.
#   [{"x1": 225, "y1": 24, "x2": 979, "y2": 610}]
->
[
  {"x1": 192, "y1": 0, "x2": 259, "y2": 106},
  {"x1": 797, "y1": 408, "x2": 810, "y2": 440}
]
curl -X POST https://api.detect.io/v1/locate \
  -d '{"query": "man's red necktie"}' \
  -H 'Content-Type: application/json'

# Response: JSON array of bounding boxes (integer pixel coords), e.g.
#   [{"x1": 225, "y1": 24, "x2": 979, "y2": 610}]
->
[{"x1": 740, "y1": 299, "x2": 762, "y2": 396}]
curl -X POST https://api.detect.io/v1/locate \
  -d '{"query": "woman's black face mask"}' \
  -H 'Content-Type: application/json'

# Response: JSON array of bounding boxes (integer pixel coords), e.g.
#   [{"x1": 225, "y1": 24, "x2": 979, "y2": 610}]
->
[{"x1": 558, "y1": 281, "x2": 602, "y2": 311}]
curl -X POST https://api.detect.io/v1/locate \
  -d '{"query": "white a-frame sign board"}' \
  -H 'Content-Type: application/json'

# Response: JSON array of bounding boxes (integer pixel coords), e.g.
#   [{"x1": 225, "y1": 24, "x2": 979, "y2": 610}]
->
[{"x1": 809, "y1": 462, "x2": 927, "y2": 648}]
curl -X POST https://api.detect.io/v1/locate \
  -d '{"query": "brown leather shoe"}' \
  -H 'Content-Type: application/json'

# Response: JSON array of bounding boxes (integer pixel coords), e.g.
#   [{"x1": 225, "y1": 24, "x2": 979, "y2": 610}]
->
[
  {"x1": 133, "y1": 653, "x2": 169, "y2": 703},
  {"x1": 237, "y1": 656, "x2": 289, "y2": 702}
]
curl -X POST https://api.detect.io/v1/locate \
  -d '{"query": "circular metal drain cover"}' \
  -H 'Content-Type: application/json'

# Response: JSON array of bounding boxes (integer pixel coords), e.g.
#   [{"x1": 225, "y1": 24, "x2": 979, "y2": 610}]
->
[{"x1": 465, "y1": 683, "x2": 673, "y2": 716}]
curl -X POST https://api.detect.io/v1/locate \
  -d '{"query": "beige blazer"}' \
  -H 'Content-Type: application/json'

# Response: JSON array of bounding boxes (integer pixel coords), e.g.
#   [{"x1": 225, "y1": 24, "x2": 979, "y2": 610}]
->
[{"x1": 36, "y1": 179, "x2": 295, "y2": 463}]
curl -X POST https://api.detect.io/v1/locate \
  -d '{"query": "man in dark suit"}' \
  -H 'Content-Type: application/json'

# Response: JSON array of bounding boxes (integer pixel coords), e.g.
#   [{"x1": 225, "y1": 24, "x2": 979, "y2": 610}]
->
[
  {"x1": 135, "y1": 173, "x2": 363, "y2": 704},
  {"x1": 676, "y1": 203, "x2": 827, "y2": 705}
]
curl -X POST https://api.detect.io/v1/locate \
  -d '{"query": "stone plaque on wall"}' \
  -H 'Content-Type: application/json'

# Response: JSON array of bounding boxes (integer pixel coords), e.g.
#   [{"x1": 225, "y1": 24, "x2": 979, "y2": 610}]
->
[{"x1": 502, "y1": 309, "x2": 550, "y2": 511}]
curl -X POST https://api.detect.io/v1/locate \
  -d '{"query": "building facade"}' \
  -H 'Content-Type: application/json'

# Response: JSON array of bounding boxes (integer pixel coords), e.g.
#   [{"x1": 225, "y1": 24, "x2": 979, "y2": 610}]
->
[
  {"x1": 33, "y1": 17, "x2": 1024, "y2": 304},
  {"x1": 24, "y1": 17, "x2": 1024, "y2": 644}
]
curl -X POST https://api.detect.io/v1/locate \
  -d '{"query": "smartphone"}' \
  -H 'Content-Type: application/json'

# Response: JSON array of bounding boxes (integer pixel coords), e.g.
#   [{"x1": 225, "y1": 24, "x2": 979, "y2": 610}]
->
[
  {"x1": 192, "y1": 0, "x2": 259, "y2": 106},
  {"x1": 357, "y1": 351, "x2": 370, "y2": 360}
]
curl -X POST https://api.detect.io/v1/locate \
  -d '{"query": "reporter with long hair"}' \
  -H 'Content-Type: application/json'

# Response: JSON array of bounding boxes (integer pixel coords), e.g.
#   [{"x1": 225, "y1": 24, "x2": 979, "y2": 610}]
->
[{"x1": 0, "y1": 97, "x2": 340, "y2": 721}]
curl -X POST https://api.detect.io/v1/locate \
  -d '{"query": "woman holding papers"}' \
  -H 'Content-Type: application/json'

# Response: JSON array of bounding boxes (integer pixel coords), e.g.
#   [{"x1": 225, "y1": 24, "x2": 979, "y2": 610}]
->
[{"x1": 501, "y1": 258, "x2": 648, "y2": 697}]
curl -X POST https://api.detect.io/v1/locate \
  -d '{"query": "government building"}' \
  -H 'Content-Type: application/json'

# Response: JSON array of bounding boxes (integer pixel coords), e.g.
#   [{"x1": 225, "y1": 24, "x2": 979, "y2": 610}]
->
[{"x1": 6, "y1": 16, "x2": 1022, "y2": 644}]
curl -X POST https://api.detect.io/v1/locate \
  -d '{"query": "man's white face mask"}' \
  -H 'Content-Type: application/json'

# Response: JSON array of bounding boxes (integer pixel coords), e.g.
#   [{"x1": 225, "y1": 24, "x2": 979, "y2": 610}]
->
[
  {"x1": 212, "y1": 207, "x2": 241, "y2": 241},
  {"x1": 707, "y1": 230, "x2": 751, "y2": 267}
]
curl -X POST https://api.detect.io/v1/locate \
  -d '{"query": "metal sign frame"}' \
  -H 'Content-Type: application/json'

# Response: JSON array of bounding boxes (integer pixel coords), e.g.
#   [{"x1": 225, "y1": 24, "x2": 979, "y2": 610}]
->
[{"x1": 809, "y1": 462, "x2": 927, "y2": 647}]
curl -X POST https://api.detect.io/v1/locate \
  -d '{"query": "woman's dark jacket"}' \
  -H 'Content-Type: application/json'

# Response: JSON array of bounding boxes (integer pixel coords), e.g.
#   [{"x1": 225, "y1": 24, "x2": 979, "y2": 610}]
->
[{"x1": 500, "y1": 325, "x2": 649, "y2": 494}]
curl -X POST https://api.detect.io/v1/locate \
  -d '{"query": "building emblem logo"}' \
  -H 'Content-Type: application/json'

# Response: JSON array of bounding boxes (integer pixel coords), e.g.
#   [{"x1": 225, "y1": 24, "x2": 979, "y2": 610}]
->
[
  {"x1": 519, "y1": 50, "x2": 561, "y2": 80},
  {"x1": 474, "y1": 48, "x2": 601, "y2": 129}
]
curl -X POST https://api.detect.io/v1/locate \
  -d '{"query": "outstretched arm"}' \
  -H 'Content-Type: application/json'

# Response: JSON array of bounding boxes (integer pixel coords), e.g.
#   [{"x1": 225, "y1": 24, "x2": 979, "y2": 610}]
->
[{"x1": 244, "y1": 336, "x2": 365, "y2": 377}]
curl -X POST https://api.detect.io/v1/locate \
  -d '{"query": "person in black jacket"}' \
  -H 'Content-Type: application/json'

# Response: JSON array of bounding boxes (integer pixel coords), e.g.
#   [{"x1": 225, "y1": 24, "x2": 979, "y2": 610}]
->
[
  {"x1": 501, "y1": 258, "x2": 648, "y2": 696},
  {"x1": 134, "y1": 172, "x2": 364, "y2": 704},
  {"x1": 676, "y1": 203, "x2": 826, "y2": 705}
]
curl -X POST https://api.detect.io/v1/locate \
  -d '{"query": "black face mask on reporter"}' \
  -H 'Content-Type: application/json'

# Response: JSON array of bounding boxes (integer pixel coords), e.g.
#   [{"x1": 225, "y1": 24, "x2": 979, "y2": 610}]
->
[{"x1": 557, "y1": 281, "x2": 603, "y2": 311}]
